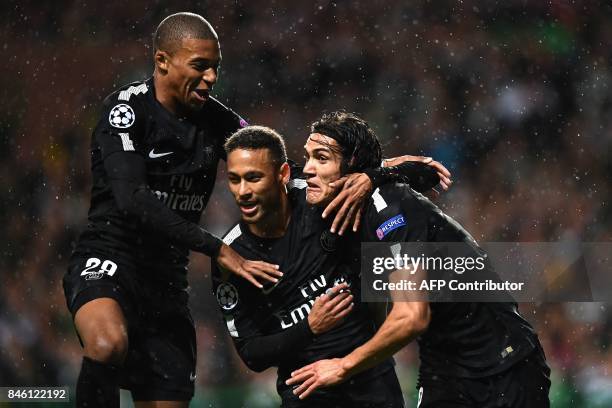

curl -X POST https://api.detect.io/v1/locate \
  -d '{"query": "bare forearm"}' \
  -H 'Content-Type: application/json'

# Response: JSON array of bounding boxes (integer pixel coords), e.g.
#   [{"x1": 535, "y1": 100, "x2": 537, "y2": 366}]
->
[
  {"x1": 340, "y1": 317, "x2": 418, "y2": 376},
  {"x1": 284, "y1": 301, "x2": 429, "y2": 398},
  {"x1": 340, "y1": 302, "x2": 430, "y2": 377}
]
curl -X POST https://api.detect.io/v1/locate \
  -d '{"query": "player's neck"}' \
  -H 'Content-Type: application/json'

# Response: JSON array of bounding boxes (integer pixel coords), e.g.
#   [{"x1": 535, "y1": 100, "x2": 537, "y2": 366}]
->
[
  {"x1": 249, "y1": 193, "x2": 291, "y2": 239},
  {"x1": 153, "y1": 73, "x2": 190, "y2": 118},
  {"x1": 153, "y1": 74, "x2": 175, "y2": 112}
]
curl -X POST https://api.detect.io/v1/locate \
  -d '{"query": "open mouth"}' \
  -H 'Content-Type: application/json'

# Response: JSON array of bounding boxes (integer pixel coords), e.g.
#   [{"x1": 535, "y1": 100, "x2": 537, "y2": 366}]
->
[
  {"x1": 192, "y1": 89, "x2": 209, "y2": 102},
  {"x1": 306, "y1": 181, "x2": 321, "y2": 192},
  {"x1": 239, "y1": 202, "x2": 258, "y2": 216}
]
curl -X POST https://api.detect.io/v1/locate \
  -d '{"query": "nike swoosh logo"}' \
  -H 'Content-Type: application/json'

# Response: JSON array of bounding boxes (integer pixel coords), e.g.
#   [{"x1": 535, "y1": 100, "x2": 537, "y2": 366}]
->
[
  {"x1": 189, "y1": 372, "x2": 197, "y2": 381},
  {"x1": 149, "y1": 149, "x2": 173, "y2": 159}
]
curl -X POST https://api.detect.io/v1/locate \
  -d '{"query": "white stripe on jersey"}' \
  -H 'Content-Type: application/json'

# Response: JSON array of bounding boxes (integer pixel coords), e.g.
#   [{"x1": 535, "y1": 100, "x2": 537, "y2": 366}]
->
[
  {"x1": 225, "y1": 316, "x2": 239, "y2": 337},
  {"x1": 118, "y1": 83, "x2": 148, "y2": 101},
  {"x1": 287, "y1": 178, "x2": 307, "y2": 190},
  {"x1": 223, "y1": 224, "x2": 242, "y2": 245},
  {"x1": 119, "y1": 133, "x2": 135, "y2": 151},
  {"x1": 390, "y1": 243, "x2": 402, "y2": 258},
  {"x1": 372, "y1": 188, "x2": 388, "y2": 212}
]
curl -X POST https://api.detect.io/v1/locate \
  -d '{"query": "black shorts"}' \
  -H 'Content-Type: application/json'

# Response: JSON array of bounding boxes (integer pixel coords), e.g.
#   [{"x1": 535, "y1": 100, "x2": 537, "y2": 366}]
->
[
  {"x1": 279, "y1": 367, "x2": 404, "y2": 408},
  {"x1": 416, "y1": 348, "x2": 551, "y2": 408},
  {"x1": 63, "y1": 251, "x2": 196, "y2": 401}
]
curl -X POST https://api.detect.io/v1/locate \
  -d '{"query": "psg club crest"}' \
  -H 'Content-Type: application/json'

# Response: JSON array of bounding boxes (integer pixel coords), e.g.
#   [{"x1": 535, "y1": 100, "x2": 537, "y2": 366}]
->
[
  {"x1": 216, "y1": 282, "x2": 239, "y2": 311},
  {"x1": 109, "y1": 103, "x2": 136, "y2": 128},
  {"x1": 320, "y1": 229, "x2": 338, "y2": 252}
]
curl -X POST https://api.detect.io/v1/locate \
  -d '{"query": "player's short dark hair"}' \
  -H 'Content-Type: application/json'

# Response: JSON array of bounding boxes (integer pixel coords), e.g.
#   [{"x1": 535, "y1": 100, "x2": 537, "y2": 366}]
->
[
  {"x1": 153, "y1": 12, "x2": 218, "y2": 53},
  {"x1": 310, "y1": 111, "x2": 382, "y2": 174},
  {"x1": 225, "y1": 126, "x2": 288, "y2": 167}
]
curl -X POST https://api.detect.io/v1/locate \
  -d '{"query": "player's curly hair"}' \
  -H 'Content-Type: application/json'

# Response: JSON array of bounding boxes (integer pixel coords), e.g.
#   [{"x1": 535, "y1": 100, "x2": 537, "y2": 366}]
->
[
  {"x1": 154, "y1": 12, "x2": 218, "y2": 53},
  {"x1": 224, "y1": 126, "x2": 288, "y2": 167},
  {"x1": 310, "y1": 111, "x2": 382, "y2": 175}
]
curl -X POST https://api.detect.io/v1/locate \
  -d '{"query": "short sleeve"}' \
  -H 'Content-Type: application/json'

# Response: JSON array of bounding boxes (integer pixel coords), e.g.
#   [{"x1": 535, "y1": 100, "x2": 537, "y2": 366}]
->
[
  {"x1": 361, "y1": 187, "x2": 434, "y2": 302},
  {"x1": 95, "y1": 93, "x2": 147, "y2": 160},
  {"x1": 363, "y1": 187, "x2": 430, "y2": 243}
]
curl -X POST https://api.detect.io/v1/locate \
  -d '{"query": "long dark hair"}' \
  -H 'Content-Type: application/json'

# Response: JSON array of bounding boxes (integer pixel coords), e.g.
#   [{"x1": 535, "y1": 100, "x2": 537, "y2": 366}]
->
[{"x1": 310, "y1": 111, "x2": 382, "y2": 174}]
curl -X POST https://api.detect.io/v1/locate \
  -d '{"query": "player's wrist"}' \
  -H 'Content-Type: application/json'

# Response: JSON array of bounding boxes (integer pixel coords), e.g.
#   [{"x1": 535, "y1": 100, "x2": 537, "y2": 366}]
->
[
  {"x1": 357, "y1": 172, "x2": 374, "y2": 192},
  {"x1": 306, "y1": 315, "x2": 320, "y2": 335},
  {"x1": 339, "y1": 355, "x2": 358, "y2": 378},
  {"x1": 362, "y1": 168, "x2": 379, "y2": 187}
]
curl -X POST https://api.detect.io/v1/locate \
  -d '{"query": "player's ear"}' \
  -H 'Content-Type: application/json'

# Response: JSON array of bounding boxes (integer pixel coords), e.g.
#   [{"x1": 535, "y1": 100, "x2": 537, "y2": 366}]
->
[
  {"x1": 155, "y1": 50, "x2": 170, "y2": 74},
  {"x1": 279, "y1": 162, "x2": 290, "y2": 185}
]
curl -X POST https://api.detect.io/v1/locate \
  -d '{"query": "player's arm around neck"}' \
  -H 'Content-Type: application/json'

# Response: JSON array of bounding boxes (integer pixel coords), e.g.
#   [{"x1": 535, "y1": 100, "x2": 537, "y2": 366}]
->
[{"x1": 323, "y1": 155, "x2": 449, "y2": 235}]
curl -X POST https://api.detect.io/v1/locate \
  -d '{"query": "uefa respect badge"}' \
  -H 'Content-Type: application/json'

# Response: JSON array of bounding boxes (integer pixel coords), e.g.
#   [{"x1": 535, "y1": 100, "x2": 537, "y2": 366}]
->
[{"x1": 376, "y1": 214, "x2": 406, "y2": 240}]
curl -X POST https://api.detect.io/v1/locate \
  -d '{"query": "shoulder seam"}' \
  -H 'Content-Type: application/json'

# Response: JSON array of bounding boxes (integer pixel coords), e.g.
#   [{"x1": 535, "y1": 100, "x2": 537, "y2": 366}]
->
[
  {"x1": 118, "y1": 82, "x2": 148, "y2": 102},
  {"x1": 223, "y1": 224, "x2": 242, "y2": 245}
]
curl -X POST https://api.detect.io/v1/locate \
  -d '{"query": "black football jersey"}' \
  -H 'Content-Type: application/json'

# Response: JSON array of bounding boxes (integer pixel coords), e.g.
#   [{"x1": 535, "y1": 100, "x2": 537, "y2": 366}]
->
[
  {"x1": 212, "y1": 181, "x2": 392, "y2": 390},
  {"x1": 360, "y1": 183, "x2": 541, "y2": 378},
  {"x1": 75, "y1": 78, "x2": 245, "y2": 287}
]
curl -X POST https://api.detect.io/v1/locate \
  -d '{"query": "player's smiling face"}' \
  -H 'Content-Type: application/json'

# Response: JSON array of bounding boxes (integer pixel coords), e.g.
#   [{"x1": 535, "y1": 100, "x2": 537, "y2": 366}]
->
[
  {"x1": 227, "y1": 148, "x2": 289, "y2": 225},
  {"x1": 161, "y1": 38, "x2": 221, "y2": 113},
  {"x1": 303, "y1": 133, "x2": 343, "y2": 206}
]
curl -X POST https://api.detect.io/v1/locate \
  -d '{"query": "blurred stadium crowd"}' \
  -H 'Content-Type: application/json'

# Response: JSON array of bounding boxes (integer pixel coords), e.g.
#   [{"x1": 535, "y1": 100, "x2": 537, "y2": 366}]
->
[{"x1": 1, "y1": 0, "x2": 611, "y2": 406}]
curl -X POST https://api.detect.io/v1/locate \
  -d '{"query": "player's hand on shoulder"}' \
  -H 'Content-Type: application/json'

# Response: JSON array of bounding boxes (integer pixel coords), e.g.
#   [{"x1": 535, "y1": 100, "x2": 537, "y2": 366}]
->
[
  {"x1": 307, "y1": 283, "x2": 354, "y2": 335},
  {"x1": 384, "y1": 155, "x2": 452, "y2": 192},
  {"x1": 216, "y1": 244, "x2": 283, "y2": 288},
  {"x1": 323, "y1": 173, "x2": 373, "y2": 235}
]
